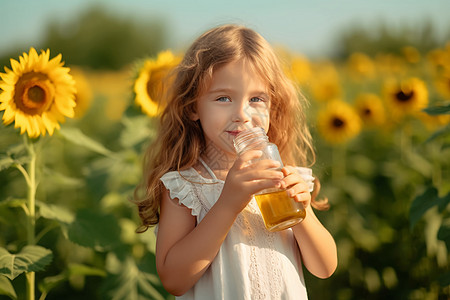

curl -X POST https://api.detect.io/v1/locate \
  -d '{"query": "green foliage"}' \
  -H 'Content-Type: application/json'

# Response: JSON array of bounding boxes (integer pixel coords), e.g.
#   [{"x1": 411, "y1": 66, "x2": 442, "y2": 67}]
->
[
  {"x1": 1, "y1": 8, "x2": 449, "y2": 299},
  {"x1": 334, "y1": 20, "x2": 448, "y2": 59},
  {"x1": 0, "y1": 246, "x2": 53, "y2": 280},
  {"x1": 41, "y1": 5, "x2": 167, "y2": 70}
]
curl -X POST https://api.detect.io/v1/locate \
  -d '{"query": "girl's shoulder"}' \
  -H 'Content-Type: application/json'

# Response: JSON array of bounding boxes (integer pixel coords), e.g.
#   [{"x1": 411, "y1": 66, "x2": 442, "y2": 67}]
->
[{"x1": 160, "y1": 167, "x2": 220, "y2": 217}]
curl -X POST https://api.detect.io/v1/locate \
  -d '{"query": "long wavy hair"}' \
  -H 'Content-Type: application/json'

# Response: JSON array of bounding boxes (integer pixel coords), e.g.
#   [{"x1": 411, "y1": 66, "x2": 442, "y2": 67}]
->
[{"x1": 134, "y1": 24, "x2": 327, "y2": 232}]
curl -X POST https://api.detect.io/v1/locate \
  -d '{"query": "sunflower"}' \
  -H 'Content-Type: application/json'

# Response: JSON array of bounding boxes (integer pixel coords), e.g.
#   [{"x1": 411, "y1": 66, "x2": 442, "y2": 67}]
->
[
  {"x1": 70, "y1": 66, "x2": 93, "y2": 119},
  {"x1": 402, "y1": 46, "x2": 420, "y2": 64},
  {"x1": 309, "y1": 61, "x2": 342, "y2": 102},
  {"x1": 427, "y1": 42, "x2": 450, "y2": 74},
  {"x1": 0, "y1": 48, "x2": 76, "y2": 138},
  {"x1": 347, "y1": 52, "x2": 375, "y2": 80},
  {"x1": 383, "y1": 77, "x2": 429, "y2": 118},
  {"x1": 134, "y1": 50, "x2": 181, "y2": 117},
  {"x1": 434, "y1": 67, "x2": 450, "y2": 99},
  {"x1": 288, "y1": 54, "x2": 312, "y2": 85},
  {"x1": 375, "y1": 53, "x2": 407, "y2": 76},
  {"x1": 354, "y1": 93, "x2": 386, "y2": 127},
  {"x1": 317, "y1": 99, "x2": 362, "y2": 145}
]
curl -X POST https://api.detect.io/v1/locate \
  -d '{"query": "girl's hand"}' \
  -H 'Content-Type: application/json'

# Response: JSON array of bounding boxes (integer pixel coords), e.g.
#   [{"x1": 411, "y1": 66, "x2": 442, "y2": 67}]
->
[
  {"x1": 280, "y1": 166, "x2": 312, "y2": 209},
  {"x1": 219, "y1": 150, "x2": 284, "y2": 215}
]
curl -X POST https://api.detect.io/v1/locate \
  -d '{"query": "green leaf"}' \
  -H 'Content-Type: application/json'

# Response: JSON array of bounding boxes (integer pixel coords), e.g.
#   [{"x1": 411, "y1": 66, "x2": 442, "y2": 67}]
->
[
  {"x1": 0, "y1": 157, "x2": 15, "y2": 172},
  {"x1": 58, "y1": 127, "x2": 114, "y2": 157},
  {"x1": 0, "y1": 275, "x2": 17, "y2": 299},
  {"x1": 438, "y1": 271, "x2": 450, "y2": 287},
  {"x1": 0, "y1": 246, "x2": 53, "y2": 280},
  {"x1": 423, "y1": 103, "x2": 450, "y2": 115},
  {"x1": 0, "y1": 198, "x2": 27, "y2": 209},
  {"x1": 100, "y1": 255, "x2": 164, "y2": 300},
  {"x1": 38, "y1": 263, "x2": 106, "y2": 295},
  {"x1": 37, "y1": 201, "x2": 75, "y2": 224},
  {"x1": 119, "y1": 115, "x2": 155, "y2": 147},
  {"x1": 38, "y1": 273, "x2": 66, "y2": 297},
  {"x1": 409, "y1": 187, "x2": 439, "y2": 229},
  {"x1": 67, "y1": 210, "x2": 121, "y2": 251},
  {"x1": 425, "y1": 124, "x2": 450, "y2": 143},
  {"x1": 67, "y1": 263, "x2": 107, "y2": 277},
  {"x1": 437, "y1": 222, "x2": 450, "y2": 249},
  {"x1": 438, "y1": 192, "x2": 450, "y2": 212},
  {"x1": 42, "y1": 168, "x2": 84, "y2": 189}
]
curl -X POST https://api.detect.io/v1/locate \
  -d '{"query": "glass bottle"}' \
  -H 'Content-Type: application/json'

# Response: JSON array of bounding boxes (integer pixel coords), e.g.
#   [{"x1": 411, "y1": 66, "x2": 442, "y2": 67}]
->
[{"x1": 234, "y1": 127, "x2": 306, "y2": 231}]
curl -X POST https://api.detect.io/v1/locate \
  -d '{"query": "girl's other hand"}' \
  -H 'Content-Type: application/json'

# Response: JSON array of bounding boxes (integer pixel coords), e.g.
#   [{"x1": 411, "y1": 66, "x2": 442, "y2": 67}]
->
[
  {"x1": 219, "y1": 150, "x2": 283, "y2": 215},
  {"x1": 280, "y1": 166, "x2": 311, "y2": 209}
]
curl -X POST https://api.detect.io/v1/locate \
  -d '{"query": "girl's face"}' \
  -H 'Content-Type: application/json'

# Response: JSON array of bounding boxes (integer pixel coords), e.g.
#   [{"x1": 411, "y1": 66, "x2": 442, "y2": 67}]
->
[{"x1": 192, "y1": 59, "x2": 270, "y2": 159}]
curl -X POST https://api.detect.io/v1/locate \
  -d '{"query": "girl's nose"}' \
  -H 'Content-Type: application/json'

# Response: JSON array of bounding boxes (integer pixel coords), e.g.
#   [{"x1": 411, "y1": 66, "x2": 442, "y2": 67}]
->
[{"x1": 232, "y1": 102, "x2": 251, "y2": 123}]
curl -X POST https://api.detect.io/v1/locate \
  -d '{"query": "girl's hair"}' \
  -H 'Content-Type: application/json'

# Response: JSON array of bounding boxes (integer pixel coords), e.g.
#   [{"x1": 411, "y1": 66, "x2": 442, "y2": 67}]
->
[{"x1": 135, "y1": 24, "x2": 327, "y2": 232}]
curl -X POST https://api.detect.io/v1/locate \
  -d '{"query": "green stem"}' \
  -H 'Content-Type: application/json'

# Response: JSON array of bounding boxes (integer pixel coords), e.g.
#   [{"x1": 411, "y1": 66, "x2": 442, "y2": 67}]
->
[{"x1": 25, "y1": 136, "x2": 37, "y2": 300}]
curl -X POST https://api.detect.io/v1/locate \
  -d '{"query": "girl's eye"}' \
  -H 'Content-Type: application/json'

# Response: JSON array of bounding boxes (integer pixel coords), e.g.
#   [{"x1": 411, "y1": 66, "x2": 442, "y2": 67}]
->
[
  {"x1": 250, "y1": 97, "x2": 264, "y2": 103},
  {"x1": 216, "y1": 96, "x2": 231, "y2": 102}
]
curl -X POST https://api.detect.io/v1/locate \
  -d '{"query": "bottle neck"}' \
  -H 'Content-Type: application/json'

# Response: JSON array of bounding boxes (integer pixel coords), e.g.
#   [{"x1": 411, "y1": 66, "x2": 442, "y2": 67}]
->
[{"x1": 233, "y1": 127, "x2": 269, "y2": 154}]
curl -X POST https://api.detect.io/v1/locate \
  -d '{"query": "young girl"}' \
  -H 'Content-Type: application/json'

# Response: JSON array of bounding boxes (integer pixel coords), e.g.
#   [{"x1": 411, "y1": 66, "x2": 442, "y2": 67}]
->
[{"x1": 135, "y1": 24, "x2": 337, "y2": 299}]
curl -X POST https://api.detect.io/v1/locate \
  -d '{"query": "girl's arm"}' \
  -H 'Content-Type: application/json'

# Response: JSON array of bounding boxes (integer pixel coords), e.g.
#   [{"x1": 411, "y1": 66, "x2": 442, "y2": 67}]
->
[
  {"x1": 156, "y1": 150, "x2": 283, "y2": 296},
  {"x1": 280, "y1": 166, "x2": 338, "y2": 279},
  {"x1": 292, "y1": 206, "x2": 337, "y2": 278},
  {"x1": 156, "y1": 187, "x2": 239, "y2": 296}
]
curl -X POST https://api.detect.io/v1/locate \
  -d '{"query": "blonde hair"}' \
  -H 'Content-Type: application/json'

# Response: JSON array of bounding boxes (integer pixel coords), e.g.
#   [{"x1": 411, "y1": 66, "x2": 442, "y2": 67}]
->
[{"x1": 135, "y1": 24, "x2": 327, "y2": 232}]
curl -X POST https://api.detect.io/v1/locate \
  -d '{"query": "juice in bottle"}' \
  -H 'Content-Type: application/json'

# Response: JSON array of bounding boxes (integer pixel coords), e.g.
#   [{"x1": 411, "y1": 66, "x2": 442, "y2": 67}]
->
[{"x1": 234, "y1": 127, "x2": 306, "y2": 231}]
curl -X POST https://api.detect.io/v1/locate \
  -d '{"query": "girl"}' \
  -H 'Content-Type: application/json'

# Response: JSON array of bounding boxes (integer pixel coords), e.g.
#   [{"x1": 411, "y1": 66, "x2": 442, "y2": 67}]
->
[{"x1": 135, "y1": 24, "x2": 337, "y2": 299}]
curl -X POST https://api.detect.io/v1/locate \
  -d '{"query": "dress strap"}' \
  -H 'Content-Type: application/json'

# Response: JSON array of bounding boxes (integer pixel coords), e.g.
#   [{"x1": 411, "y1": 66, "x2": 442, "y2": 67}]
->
[{"x1": 198, "y1": 157, "x2": 218, "y2": 180}]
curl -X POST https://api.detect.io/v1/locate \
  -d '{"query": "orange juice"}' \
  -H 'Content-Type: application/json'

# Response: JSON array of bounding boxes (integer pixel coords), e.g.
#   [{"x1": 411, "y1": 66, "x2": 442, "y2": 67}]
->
[{"x1": 254, "y1": 190, "x2": 306, "y2": 231}]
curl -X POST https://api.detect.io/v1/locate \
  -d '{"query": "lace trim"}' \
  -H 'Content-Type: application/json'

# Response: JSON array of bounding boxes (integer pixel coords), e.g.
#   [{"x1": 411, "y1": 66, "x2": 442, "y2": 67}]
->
[{"x1": 242, "y1": 199, "x2": 283, "y2": 299}]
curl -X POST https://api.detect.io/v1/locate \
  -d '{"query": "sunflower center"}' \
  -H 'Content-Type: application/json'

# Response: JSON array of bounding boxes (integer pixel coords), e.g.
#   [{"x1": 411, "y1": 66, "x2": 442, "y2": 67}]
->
[
  {"x1": 14, "y1": 72, "x2": 55, "y2": 115},
  {"x1": 332, "y1": 117, "x2": 345, "y2": 128},
  {"x1": 363, "y1": 108, "x2": 372, "y2": 116},
  {"x1": 28, "y1": 86, "x2": 46, "y2": 103},
  {"x1": 395, "y1": 90, "x2": 414, "y2": 102}
]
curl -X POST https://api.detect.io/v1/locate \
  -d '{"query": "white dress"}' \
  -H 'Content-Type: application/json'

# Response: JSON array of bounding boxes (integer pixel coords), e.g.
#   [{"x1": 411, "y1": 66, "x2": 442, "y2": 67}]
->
[{"x1": 159, "y1": 158, "x2": 315, "y2": 300}]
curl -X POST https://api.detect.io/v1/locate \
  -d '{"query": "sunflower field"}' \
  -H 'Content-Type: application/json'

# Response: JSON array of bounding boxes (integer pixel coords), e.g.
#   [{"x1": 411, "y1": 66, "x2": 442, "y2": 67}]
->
[{"x1": 0, "y1": 10, "x2": 449, "y2": 300}]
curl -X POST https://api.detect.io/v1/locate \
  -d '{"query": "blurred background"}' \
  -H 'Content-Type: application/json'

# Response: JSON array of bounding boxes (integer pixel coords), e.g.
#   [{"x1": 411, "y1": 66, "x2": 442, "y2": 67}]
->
[{"x1": 1, "y1": 0, "x2": 449, "y2": 299}]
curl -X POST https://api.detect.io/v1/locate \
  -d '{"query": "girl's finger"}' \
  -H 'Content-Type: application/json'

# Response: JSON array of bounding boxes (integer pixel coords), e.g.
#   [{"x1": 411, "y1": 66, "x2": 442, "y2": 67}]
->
[
  {"x1": 234, "y1": 150, "x2": 263, "y2": 168},
  {"x1": 285, "y1": 182, "x2": 309, "y2": 197},
  {"x1": 294, "y1": 193, "x2": 311, "y2": 207},
  {"x1": 280, "y1": 171, "x2": 304, "y2": 188},
  {"x1": 245, "y1": 158, "x2": 281, "y2": 170},
  {"x1": 281, "y1": 166, "x2": 297, "y2": 177},
  {"x1": 240, "y1": 168, "x2": 284, "y2": 182}
]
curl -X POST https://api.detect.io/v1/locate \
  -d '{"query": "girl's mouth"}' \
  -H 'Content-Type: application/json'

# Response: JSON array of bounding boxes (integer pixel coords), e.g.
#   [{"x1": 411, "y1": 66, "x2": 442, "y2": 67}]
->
[{"x1": 226, "y1": 130, "x2": 241, "y2": 137}]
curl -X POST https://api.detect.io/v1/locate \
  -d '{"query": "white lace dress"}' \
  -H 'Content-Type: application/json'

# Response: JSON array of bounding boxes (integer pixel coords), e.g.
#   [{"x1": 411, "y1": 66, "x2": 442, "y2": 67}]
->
[{"x1": 159, "y1": 159, "x2": 315, "y2": 300}]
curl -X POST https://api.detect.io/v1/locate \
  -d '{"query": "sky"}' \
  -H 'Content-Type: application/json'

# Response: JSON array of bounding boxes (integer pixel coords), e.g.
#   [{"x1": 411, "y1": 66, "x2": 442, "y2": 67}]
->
[{"x1": 1, "y1": 0, "x2": 449, "y2": 57}]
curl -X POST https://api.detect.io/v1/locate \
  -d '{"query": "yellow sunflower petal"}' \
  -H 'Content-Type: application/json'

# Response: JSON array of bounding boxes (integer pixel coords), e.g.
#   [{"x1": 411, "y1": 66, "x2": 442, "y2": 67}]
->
[
  {"x1": 10, "y1": 58, "x2": 22, "y2": 74},
  {"x1": 134, "y1": 49, "x2": 181, "y2": 117}
]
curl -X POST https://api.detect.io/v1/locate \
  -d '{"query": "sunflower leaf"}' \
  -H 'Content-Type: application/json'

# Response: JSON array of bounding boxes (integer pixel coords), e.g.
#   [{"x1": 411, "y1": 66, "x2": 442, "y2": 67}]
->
[
  {"x1": 437, "y1": 222, "x2": 450, "y2": 249},
  {"x1": 438, "y1": 271, "x2": 450, "y2": 287},
  {"x1": 37, "y1": 201, "x2": 75, "y2": 224},
  {"x1": 58, "y1": 127, "x2": 115, "y2": 157},
  {"x1": 67, "y1": 209, "x2": 121, "y2": 251},
  {"x1": 100, "y1": 255, "x2": 165, "y2": 300},
  {"x1": 38, "y1": 263, "x2": 106, "y2": 295},
  {"x1": 409, "y1": 187, "x2": 440, "y2": 229},
  {"x1": 425, "y1": 124, "x2": 450, "y2": 143},
  {"x1": 0, "y1": 275, "x2": 17, "y2": 300},
  {"x1": 0, "y1": 246, "x2": 53, "y2": 280},
  {"x1": 423, "y1": 103, "x2": 450, "y2": 115},
  {"x1": 119, "y1": 115, "x2": 155, "y2": 147},
  {"x1": 0, "y1": 157, "x2": 15, "y2": 172}
]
